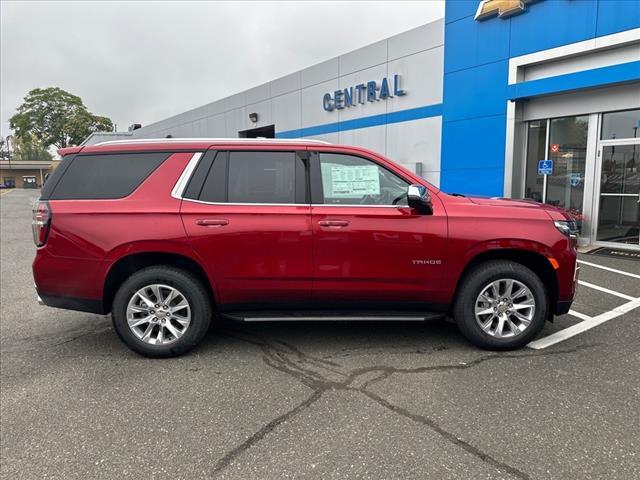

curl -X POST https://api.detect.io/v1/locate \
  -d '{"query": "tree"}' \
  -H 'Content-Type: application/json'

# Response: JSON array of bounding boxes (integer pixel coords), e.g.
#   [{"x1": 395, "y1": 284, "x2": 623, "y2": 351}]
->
[
  {"x1": 12, "y1": 134, "x2": 53, "y2": 161},
  {"x1": 0, "y1": 139, "x2": 8, "y2": 160},
  {"x1": 9, "y1": 87, "x2": 114, "y2": 149}
]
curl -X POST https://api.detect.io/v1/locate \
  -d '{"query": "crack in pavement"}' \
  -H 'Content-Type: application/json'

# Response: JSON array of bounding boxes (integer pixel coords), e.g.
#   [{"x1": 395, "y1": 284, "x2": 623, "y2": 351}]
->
[{"x1": 212, "y1": 328, "x2": 596, "y2": 479}]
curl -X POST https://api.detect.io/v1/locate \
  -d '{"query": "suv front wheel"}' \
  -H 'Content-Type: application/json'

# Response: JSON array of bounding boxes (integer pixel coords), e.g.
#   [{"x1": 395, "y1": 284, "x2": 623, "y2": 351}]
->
[
  {"x1": 112, "y1": 266, "x2": 212, "y2": 357},
  {"x1": 453, "y1": 260, "x2": 548, "y2": 350}
]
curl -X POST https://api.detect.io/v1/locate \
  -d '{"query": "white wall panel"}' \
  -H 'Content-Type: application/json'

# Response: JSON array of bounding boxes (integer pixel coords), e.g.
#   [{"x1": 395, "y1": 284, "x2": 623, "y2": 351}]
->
[
  {"x1": 388, "y1": 19, "x2": 444, "y2": 60},
  {"x1": 386, "y1": 116, "x2": 442, "y2": 173},
  {"x1": 300, "y1": 57, "x2": 339, "y2": 88},
  {"x1": 271, "y1": 71, "x2": 301, "y2": 97},
  {"x1": 306, "y1": 132, "x2": 339, "y2": 144},
  {"x1": 245, "y1": 83, "x2": 270, "y2": 105},
  {"x1": 340, "y1": 125, "x2": 386, "y2": 154},
  {"x1": 387, "y1": 47, "x2": 443, "y2": 112},
  {"x1": 206, "y1": 114, "x2": 226, "y2": 136},
  {"x1": 273, "y1": 91, "x2": 301, "y2": 133},
  {"x1": 224, "y1": 108, "x2": 247, "y2": 136},
  {"x1": 339, "y1": 39, "x2": 387, "y2": 76}
]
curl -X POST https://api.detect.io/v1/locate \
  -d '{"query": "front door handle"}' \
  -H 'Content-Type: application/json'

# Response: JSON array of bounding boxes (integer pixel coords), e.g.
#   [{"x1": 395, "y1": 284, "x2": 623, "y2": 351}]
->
[
  {"x1": 196, "y1": 218, "x2": 229, "y2": 227},
  {"x1": 318, "y1": 220, "x2": 350, "y2": 228}
]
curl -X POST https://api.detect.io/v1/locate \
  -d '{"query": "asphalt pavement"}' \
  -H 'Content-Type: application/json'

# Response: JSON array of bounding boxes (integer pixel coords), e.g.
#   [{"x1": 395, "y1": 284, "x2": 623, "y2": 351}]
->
[{"x1": 1, "y1": 188, "x2": 639, "y2": 480}]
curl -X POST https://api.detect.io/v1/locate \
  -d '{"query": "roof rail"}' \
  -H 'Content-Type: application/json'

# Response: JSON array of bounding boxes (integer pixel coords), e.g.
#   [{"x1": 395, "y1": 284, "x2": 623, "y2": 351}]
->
[{"x1": 95, "y1": 137, "x2": 331, "y2": 146}]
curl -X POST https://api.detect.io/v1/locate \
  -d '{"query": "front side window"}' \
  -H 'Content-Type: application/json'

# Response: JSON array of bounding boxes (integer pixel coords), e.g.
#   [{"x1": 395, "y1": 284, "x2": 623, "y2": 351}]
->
[{"x1": 318, "y1": 153, "x2": 409, "y2": 205}]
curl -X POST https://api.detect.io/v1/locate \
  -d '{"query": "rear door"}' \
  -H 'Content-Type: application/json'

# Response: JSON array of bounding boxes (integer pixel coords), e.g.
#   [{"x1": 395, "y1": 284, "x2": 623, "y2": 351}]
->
[
  {"x1": 310, "y1": 149, "x2": 448, "y2": 308},
  {"x1": 180, "y1": 148, "x2": 312, "y2": 309}
]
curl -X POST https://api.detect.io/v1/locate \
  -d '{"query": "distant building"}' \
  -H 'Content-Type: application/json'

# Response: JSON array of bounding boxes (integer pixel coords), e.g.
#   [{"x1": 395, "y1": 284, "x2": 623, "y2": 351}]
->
[{"x1": 0, "y1": 160, "x2": 60, "y2": 188}]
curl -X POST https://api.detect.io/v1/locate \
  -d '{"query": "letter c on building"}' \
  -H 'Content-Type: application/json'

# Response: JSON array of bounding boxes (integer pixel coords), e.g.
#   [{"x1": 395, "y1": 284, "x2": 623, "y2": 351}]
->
[{"x1": 323, "y1": 93, "x2": 335, "y2": 111}]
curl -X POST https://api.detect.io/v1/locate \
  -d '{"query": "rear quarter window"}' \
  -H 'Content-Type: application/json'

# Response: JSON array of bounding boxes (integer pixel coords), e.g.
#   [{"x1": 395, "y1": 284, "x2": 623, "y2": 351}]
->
[{"x1": 47, "y1": 152, "x2": 170, "y2": 200}]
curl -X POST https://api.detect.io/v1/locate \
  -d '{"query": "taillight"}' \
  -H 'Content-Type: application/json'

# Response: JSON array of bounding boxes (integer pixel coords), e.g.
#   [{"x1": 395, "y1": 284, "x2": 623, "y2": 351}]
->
[{"x1": 32, "y1": 200, "x2": 51, "y2": 247}]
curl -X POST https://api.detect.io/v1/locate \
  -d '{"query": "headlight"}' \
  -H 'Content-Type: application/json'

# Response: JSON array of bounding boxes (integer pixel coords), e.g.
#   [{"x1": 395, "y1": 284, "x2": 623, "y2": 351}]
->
[{"x1": 554, "y1": 220, "x2": 578, "y2": 237}]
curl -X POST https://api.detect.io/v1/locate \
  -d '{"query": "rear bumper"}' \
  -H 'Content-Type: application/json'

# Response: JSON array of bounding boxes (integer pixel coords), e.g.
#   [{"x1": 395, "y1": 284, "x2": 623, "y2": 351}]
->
[{"x1": 37, "y1": 289, "x2": 106, "y2": 315}]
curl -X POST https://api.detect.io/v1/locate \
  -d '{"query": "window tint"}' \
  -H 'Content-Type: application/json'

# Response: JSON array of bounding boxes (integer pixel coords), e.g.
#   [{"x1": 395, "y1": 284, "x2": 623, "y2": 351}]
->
[
  {"x1": 198, "y1": 151, "x2": 227, "y2": 203},
  {"x1": 318, "y1": 153, "x2": 409, "y2": 205},
  {"x1": 49, "y1": 152, "x2": 169, "y2": 200},
  {"x1": 40, "y1": 154, "x2": 74, "y2": 199},
  {"x1": 227, "y1": 151, "x2": 297, "y2": 204}
]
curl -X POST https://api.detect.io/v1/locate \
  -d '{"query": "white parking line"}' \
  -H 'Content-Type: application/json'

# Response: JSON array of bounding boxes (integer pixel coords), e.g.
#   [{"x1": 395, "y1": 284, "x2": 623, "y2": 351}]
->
[
  {"x1": 577, "y1": 280, "x2": 636, "y2": 301},
  {"x1": 568, "y1": 309, "x2": 592, "y2": 322},
  {"x1": 528, "y1": 297, "x2": 640, "y2": 349},
  {"x1": 577, "y1": 259, "x2": 640, "y2": 280}
]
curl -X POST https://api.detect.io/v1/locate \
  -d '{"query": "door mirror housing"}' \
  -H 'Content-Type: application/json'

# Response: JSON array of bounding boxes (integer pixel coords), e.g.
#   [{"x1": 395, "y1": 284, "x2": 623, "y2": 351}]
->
[{"x1": 407, "y1": 184, "x2": 433, "y2": 215}]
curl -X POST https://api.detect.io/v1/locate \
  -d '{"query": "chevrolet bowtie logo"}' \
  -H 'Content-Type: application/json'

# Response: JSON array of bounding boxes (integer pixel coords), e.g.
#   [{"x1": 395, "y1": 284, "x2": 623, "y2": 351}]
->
[{"x1": 475, "y1": 0, "x2": 536, "y2": 20}]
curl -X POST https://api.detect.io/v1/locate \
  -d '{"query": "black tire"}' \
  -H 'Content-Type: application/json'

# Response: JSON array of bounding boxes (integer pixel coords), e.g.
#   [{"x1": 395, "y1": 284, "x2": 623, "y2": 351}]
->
[
  {"x1": 453, "y1": 260, "x2": 548, "y2": 350},
  {"x1": 112, "y1": 266, "x2": 212, "y2": 357}
]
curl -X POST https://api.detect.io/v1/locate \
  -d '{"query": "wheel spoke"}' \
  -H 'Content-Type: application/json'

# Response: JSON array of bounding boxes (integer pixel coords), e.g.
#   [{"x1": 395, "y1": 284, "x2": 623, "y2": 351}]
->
[
  {"x1": 511, "y1": 300, "x2": 534, "y2": 311},
  {"x1": 164, "y1": 321, "x2": 182, "y2": 339},
  {"x1": 164, "y1": 288, "x2": 178, "y2": 306},
  {"x1": 506, "y1": 318, "x2": 522, "y2": 334},
  {"x1": 150, "y1": 285, "x2": 163, "y2": 304},
  {"x1": 136, "y1": 290, "x2": 155, "y2": 308},
  {"x1": 495, "y1": 315, "x2": 506, "y2": 336},
  {"x1": 504, "y1": 279, "x2": 514, "y2": 297},
  {"x1": 141, "y1": 323, "x2": 155, "y2": 342},
  {"x1": 475, "y1": 306, "x2": 495, "y2": 316},
  {"x1": 170, "y1": 301, "x2": 189, "y2": 314},
  {"x1": 129, "y1": 305, "x2": 149, "y2": 314},
  {"x1": 512, "y1": 311, "x2": 532, "y2": 325},
  {"x1": 156, "y1": 325, "x2": 164, "y2": 344},
  {"x1": 128, "y1": 314, "x2": 153, "y2": 328}
]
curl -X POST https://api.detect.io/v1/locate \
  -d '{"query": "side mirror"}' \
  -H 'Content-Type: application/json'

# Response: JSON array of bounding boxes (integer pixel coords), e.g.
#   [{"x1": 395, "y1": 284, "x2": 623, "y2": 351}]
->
[{"x1": 407, "y1": 184, "x2": 433, "y2": 215}]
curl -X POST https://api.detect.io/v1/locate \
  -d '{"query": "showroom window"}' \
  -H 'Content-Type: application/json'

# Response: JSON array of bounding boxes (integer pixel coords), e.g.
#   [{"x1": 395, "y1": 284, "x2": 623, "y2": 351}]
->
[
  {"x1": 601, "y1": 109, "x2": 640, "y2": 140},
  {"x1": 523, "y1": 115, "x2": 588, "y2": 232}
]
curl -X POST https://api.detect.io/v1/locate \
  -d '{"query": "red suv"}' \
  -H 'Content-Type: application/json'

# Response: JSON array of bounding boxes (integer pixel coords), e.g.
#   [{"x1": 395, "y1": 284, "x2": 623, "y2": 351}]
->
[{"x1": 33, "y1": 139, "x2": 578, "y2": 357}]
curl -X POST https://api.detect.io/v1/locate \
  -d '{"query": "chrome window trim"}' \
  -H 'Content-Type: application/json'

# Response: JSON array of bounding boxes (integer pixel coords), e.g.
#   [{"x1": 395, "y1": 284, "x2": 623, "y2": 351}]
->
[
  {"x1": 180, "y1": 197, "x2": 408, "y2": 208},
  {"x1": 171, "y1": 152, "x2": 203, "y2": 199}
]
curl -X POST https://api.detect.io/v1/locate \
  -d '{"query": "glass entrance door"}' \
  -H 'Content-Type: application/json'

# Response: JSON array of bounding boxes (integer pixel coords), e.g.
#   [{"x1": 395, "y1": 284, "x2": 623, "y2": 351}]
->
[{"x1": 595, "y1": 141, "x2": 640, "y2": 248}]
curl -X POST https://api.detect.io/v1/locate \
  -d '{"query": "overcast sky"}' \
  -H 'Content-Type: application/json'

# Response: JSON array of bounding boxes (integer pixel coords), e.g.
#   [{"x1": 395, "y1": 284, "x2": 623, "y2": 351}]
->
[{"x1": 1, "y1": 0, "x2": 444, "y2": 139}]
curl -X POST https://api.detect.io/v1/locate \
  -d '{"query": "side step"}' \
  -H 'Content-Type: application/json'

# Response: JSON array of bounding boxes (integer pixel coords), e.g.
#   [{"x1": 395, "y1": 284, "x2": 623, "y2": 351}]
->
[{"x1": 221, "y1": 311, "x2": 445, "y2": 322}]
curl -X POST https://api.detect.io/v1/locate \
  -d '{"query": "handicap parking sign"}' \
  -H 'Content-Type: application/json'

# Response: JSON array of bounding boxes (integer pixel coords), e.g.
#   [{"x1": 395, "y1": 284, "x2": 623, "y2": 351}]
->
[{"x1": 538, "y1": 159, "x2": 553, "y2": 175}]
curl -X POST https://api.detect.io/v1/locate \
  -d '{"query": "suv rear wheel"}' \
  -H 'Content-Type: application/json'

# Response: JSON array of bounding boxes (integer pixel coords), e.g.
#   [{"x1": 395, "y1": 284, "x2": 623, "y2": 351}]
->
[
  {"x1": 453, "y1": 260, "x2": 548, "y2": 350},
  {"x1": 112, "y1": 266, "x2": 212, "y2": 357}
]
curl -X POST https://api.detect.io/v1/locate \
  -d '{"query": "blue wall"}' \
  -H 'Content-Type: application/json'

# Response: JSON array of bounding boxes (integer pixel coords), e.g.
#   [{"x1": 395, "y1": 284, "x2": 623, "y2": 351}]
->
[{"x1": 440, "y1": 0, "x2": 640, "y2": 196}]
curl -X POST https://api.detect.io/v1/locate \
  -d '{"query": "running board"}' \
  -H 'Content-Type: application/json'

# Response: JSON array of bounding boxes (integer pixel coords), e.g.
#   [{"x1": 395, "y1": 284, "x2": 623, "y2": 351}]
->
[{"x1": 221, "y1": 311, "x2": 445, "y2": 322}]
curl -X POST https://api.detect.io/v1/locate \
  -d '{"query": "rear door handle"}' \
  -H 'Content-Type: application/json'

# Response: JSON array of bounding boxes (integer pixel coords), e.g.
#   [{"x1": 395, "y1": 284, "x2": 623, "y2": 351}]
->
[
  {"x1": 196, "y1": 218, "x2": 229, "y2": 227},
  {"x1": 318, "y1": 220, "x2": 350, "y2": 228}
]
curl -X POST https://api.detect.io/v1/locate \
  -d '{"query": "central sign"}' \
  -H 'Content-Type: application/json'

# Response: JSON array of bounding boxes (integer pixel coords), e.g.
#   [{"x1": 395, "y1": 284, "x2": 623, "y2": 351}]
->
[{"x1": 323, "y1": 74, "x2": 406, "y2": 112}]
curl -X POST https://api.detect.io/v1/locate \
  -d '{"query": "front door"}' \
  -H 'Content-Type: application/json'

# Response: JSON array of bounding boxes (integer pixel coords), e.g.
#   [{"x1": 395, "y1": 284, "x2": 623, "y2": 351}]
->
[
  {"x1": 181, "y1": 149, "x2": 313, "y2": 308},
  {"x1": 595, "y1": 141, "x2": 640, "y2": 248},
  {"x1": 310, "y1": 150, "x2": 448, "y2": 308}
]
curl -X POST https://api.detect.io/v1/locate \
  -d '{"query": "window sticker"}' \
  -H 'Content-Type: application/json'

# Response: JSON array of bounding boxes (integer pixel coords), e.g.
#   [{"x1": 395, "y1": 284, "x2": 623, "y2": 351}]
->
[{"x1": 322, "y1": 163, "x2": 380, "y2": 198}]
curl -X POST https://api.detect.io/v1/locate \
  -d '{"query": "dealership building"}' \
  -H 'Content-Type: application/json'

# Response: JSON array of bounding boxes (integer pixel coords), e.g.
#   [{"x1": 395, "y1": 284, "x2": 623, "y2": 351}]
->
[{"x1": 119, "y1": 0, "x2": 640, "y2": 250}]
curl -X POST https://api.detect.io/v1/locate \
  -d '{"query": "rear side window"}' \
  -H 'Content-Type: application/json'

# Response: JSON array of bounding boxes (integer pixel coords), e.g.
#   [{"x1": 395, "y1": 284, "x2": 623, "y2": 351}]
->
[
  {"x1": 228, "y1": 151, "x2": 296, "y2": 204},
  {"x1": 194, "y1": 150, "x2": 306, "y2": 204},
  {"x1": 40, "y1": 154, "x2": 75, "y2": 199},
  {"x1": 48, "y1": 152, "x2": 170, "y2": 200}
]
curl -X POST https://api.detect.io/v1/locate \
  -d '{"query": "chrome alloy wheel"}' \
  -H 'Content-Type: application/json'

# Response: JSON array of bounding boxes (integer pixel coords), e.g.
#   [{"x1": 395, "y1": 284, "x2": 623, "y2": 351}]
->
[
  {"x1": 474, "y1": 279, "x2": 535, "y2": 338},
  {"x1": 126, "y1": 284, "x2": 191, "y2": 345}
]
